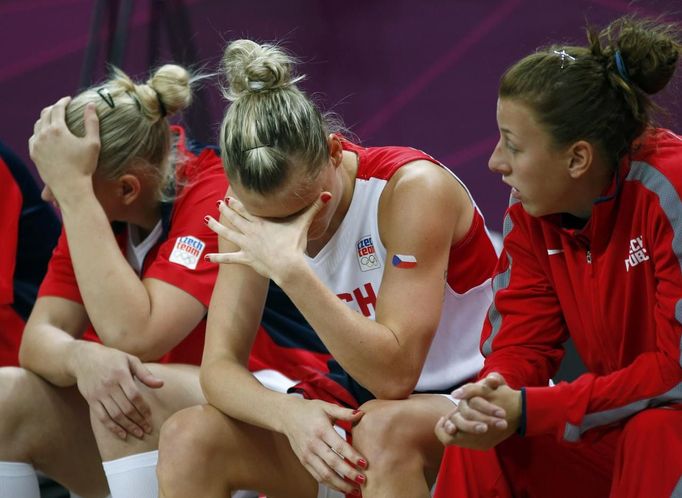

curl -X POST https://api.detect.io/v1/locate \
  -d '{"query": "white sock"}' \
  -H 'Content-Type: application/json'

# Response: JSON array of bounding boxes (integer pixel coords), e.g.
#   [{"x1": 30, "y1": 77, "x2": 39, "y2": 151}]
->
[
  {"x1": 102, "y1": 450, "x2": 158, "y2": 498},
  {"x1": 0, "y1": 462, "x2": 40, "y2": 498}
]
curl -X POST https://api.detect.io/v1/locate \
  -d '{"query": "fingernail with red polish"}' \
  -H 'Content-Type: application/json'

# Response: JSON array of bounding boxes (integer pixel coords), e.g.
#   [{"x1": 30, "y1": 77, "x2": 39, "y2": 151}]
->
[
  {"x1": 224, "y1": 197, "x2": 230, "y2": 206},
  {"x1": 204, "y1": 255, "x2": 210, "y2": 261},
  {"x1": 216, "y1": 200, "x2": 222, "y2": 209},
  {"x1": 204, "y1": 216, "x2": 210, "y2": 224},
  {"x1": 357, "y1": 458, "x2": 367, "y2": 469},
  {"x1": 352, "y1": 409, "x2": 363, "y2": 416},
  {"x1": 321, "y1": 193, "x2": 332, "y2": 203},
  {"x1": 355, "y1": 475, "x2": 366, "y2": 485}
]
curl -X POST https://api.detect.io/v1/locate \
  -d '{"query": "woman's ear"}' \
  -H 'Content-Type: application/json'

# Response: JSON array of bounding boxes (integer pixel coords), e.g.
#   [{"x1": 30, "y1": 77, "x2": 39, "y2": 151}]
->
[
  {"x1": 566, "y1": 140, "x2": 594, "y2": 179},
  {"x1": 117, "y1": 173, "x2": 142, "y2": 206},
  {"x1": 328, "y1": 134, "x2": 343, "y2": 168}
]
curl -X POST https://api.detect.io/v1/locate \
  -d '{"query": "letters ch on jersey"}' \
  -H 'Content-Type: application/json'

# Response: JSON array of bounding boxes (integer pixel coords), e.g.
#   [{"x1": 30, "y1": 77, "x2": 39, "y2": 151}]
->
[{"x1": 337, "y1": 282, "x2": 377, "y2": 317}]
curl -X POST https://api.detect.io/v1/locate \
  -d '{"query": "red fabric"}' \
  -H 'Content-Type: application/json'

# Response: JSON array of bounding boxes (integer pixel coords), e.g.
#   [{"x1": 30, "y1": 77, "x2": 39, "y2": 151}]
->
[
  {"x1": 0, "y1": 158, "x2": 23, "y2": 366},
  {"x1": 479, "y1": 128, "x2": 682, "y2": 442},
  {"x1": 436, "y1": 406, "x2": 682, "y2": 498},
  {"x1": 37, "y1": 127, "x2": 225, "y2": 364},
  {"x1": 434, "y1": 446, "x2": 512, "y2": 498},
  {"x1": 0, "y1": 305, "x2": 24, "y2": 366},
  {"x1": 248, "y1": 325, "x2": 331, "y2": 382},
  {"x1": 0, "y1": 158, "x2": 21, "y2": 305}
]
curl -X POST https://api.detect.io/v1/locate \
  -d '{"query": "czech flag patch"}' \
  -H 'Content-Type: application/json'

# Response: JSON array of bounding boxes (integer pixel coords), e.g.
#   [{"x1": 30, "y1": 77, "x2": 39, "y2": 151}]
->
[{"x1": 392, "y1": 254, "x2": 417, "y2": 269}]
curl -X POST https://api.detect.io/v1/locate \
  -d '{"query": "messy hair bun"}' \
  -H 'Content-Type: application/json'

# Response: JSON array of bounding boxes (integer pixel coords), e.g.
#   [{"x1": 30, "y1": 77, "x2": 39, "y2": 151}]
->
[{"x1": 221, "y1": 39, "x2": 304, "y2": 101}]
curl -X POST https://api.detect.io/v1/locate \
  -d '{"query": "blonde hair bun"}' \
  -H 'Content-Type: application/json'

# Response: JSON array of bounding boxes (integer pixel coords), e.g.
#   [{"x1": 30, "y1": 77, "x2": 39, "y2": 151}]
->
[{"x1": 222, "y1": 39, "x2": 303, "y2": 101}]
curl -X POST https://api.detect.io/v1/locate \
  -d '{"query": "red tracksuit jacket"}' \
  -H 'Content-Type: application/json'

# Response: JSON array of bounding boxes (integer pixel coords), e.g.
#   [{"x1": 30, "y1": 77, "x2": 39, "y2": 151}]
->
[{"x1": 479, "y1": 128, "x2": 682, "y2": 442}]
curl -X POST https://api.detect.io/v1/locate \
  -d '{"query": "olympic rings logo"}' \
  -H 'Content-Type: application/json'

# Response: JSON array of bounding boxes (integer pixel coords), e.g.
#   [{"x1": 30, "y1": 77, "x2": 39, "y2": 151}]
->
[{"x1": 360, "y1": 254, "x2": 379, "y2": 267}]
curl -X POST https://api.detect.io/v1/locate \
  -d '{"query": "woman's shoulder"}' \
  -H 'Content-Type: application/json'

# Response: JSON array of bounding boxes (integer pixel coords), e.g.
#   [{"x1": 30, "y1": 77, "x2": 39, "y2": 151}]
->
[{"x1": 628, "y1": 127, "x2": 682, "y2": 192}]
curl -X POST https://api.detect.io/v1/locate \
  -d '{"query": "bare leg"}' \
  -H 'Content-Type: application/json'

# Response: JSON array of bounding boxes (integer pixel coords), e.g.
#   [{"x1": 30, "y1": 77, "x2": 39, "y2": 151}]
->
[
  {"x1": 352, "y1": 394, "x2": 455, "y2": 498},
  {"x1": 0, "y1": 367, "x2": 108, "y2": 498},
  {"x1": 90, "y1": 363, "x2": 205, "y2": 461},
  {"x1": 157, "y1": 404, "x2": 319, "y2": 498}
]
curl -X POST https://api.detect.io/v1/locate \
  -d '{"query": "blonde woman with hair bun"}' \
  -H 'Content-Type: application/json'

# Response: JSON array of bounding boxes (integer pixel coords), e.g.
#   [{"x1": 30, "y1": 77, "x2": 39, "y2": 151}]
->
[
  {"x1": 0, "y1": 64, "x2": 223, "y2": 498},
  {"x1": 157, "y1": 39, "x2": 500, "y2": 498}
]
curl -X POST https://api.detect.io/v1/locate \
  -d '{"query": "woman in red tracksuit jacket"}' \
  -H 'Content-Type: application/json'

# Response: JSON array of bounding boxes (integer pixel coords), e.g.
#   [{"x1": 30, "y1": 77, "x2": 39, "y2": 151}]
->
[{"x1": 435, "y1": 16, "x2": 682, "y2": 498}]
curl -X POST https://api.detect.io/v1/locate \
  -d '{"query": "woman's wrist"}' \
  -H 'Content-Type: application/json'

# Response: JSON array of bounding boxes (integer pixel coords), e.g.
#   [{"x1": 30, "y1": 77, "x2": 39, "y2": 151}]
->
[
  {"x1": 52, "y1": 177, "x2": 96, "y2": 211},
  {"x1": 273, "y1": 255, "x2": 309, "y2": 290}
]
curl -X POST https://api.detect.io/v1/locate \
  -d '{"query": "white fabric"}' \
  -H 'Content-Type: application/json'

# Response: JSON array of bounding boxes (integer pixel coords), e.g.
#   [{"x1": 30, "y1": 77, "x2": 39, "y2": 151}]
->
[
  {"x1": 0, "y1": 462, "x2": 39, "y2": 498},
  {"x1": 252, "y1": 369, "x2": 299, "y2": 393},
  {"x1": 102, "y1": 450, "x2": 159, "y2": 498},
  {"x1": 439, "y1": 393, "x2": 459, "y2": 406},
  {"x1": 305, "y1": 173, "x2": 490, "y2": 391},
  {"x1": 126, "y1": 221, "x2": 163, "y2": 274}
]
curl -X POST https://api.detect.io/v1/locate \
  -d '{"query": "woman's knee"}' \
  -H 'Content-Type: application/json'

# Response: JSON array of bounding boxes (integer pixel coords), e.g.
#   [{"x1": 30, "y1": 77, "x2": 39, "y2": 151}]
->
[
  {"x1": 621, "y1": 407, "x2": 682, "y2": 449},
  {"x1": 353, "y1": 399, "x2": 421, "y2": 468},
  {"x1": 0, "y1": 367, "x2": 59, "y2": 459},
  {"x1": 353, "y1": 396, "x2": 449, "y2": 472},
  {"x1": 158, "y1": 404, "x2": 231, "y2": 475}
]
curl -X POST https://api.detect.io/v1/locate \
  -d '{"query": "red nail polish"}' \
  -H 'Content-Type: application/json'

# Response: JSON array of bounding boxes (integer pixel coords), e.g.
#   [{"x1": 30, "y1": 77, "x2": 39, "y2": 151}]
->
[
  {"x1": 204, "y1": 255, "x2": 210, "y2": 261},
  {"x1": 216, "y1": 200, "x2": 222, "y2": 208},
  {"x1": 357, "y1": 458, "x2": 368, "y2": 469},
  {"x1": 352, "y1": 409, "x2": 363, "y2": 415},
  {"x1": 321, "y1": 193, "x2": 332, "y2": 203},
  {"x1": 204, "y1": 216, "x2": 210, "y2": 224},
  {"x1": 355, "y1": 474, "x2": 366, "y2": 485},
  {"x1": 224, "y1": 197, "x2": 230, "y2": 206}
]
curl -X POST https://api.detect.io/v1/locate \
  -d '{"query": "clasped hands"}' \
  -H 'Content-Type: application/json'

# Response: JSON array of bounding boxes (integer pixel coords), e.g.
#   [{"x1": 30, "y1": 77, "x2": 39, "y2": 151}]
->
[{"x1": 435, "y1": 372, "x2": 522, "y2": 450}]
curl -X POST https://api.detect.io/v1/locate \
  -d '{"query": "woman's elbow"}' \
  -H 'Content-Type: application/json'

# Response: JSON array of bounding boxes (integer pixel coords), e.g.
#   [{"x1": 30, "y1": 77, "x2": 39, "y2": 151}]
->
[{"x1": 368, "y1": 371, "x2": 419, "y2": 400}]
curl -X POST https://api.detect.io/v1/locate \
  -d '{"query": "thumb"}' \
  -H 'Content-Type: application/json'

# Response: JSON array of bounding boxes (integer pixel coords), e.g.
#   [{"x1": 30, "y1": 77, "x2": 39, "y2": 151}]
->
[
  {"x1": 83, "y1": 102, "x2": 100, "y2": 143},
  {"x1": 301, "y1": 191, "x2": 332, "y2": 227},
  {"x1": 129, "y1": 357, "x2": 164, "y2": 389},
  {"x1": 482, "y1": 372, "x2": 507, "y2": 389},
  {"x1": 326, "y1": 404, "x2": 364, "y2": 423}
]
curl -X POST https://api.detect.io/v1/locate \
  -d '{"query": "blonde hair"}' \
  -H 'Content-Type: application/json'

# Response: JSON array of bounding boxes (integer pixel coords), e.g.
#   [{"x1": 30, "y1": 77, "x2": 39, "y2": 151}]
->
[
  {"x1": 65, "y1": 64, "x2": 194, "y2": 199},
  {"x1": 219, "y1": 39, "x2": 342, "y2": 194}
]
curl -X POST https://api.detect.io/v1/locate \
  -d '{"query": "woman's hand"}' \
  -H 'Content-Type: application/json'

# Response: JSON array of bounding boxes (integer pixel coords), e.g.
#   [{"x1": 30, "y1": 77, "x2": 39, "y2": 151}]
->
[
  {"x1": 281, "y1": 397, "x2": 367, "y2": 495},
  {"x1": 435, "y1": 373, "x2": 520, "y2": 450},
  {"x1": 71, "y1": 342, "x2": 164, "y2": 440},
  {"x1": 28, "y1": 97, "x2": 101, "y2": 203},
  {"x1": 204, "y1": 193, "x2": 331, "y2": 285}
]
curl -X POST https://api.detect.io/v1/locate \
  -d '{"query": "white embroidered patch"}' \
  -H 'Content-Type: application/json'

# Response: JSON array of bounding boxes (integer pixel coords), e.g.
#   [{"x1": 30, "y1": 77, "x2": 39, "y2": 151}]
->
[
  {"x1": 356, "y1": 235, "x2": 381, "y2": 272},
  {"x1": 169, "y1": 235, "x2": 205, "y2": 270}
]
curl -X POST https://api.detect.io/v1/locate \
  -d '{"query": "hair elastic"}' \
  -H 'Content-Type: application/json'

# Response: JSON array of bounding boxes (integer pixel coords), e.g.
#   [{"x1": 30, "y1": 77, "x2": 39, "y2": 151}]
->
[
  {"x1": 614, "y1": 50, "x2": 630, "y2": 82},
  {"x1": 242, "y1": 144, "x2": 270, "y2": 153},
  {"x1": 155, "y1": 91, "x2": 167, "y2": 118},
  {"x1": 248, "y1": 80, "x2": 266, "y2": 91}
]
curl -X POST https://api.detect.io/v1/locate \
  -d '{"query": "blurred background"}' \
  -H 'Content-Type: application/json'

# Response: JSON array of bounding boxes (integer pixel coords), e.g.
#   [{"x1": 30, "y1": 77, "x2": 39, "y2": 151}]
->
[{"x1": 2, "y1": 0, "x2": 681, "y2": 233}]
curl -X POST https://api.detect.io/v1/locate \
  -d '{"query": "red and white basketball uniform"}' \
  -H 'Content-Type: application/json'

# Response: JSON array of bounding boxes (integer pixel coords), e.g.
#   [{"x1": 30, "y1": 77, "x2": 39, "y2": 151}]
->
[
  {"x1": 300, "y1": 140, "x2": 497, "y2": 398},
  {"x1": 37, "y1": 127, "x2": 329, "y2": 379}
]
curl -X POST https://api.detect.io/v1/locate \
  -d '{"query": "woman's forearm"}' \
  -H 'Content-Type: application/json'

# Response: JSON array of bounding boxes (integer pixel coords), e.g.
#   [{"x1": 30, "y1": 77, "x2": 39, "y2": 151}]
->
[{"x1": 57, "y1": 185, "x2": 154, "y2": 347}]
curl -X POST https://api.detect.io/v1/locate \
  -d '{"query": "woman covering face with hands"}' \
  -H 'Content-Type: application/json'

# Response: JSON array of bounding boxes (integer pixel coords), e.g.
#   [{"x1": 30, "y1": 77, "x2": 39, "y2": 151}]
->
[
  {"x1": 435, "y1": 16, "x2": 682, "y2": 498},
  {"x1": 0, "y1": 65, "x2": 226, "y2": 498},
  {"x1": 156, "y1": 39, "x2": 499, "y2": 498}
]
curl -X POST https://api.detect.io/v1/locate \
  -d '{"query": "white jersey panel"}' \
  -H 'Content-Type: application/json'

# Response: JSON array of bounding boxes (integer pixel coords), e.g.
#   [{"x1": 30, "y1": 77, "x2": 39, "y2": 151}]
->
[{"x1": 306, "y1": 173, "x2": 489, "y2": 392}]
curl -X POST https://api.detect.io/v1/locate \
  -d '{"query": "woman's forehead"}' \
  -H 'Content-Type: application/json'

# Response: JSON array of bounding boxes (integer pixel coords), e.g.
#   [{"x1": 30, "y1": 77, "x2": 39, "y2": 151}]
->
[{"x1": 233, "y1": 168, "x2": 323, "y2": 218}]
